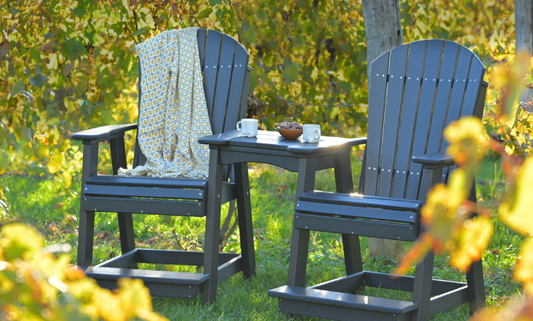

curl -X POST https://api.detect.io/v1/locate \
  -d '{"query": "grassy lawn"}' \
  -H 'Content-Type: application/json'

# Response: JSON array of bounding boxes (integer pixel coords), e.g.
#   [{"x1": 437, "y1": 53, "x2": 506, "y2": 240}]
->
[{"x1": 0, "y1": 151, "x2": 523, "y2": 320}]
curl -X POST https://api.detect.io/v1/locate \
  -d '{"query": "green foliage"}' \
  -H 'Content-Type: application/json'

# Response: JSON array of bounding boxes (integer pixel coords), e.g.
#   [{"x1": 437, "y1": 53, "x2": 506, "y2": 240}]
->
[
  {"x1": 234, "y1": 0, "x2": 369, "y2": 135},
  {"x1": 0, "y1": 0, "x2": 520, "y2": 178}
]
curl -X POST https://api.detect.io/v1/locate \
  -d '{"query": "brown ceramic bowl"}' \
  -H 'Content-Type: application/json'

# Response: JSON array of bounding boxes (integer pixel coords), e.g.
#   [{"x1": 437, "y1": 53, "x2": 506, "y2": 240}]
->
[{"x1": 277, "y1": 127, "x2": 303, "y2": 140}]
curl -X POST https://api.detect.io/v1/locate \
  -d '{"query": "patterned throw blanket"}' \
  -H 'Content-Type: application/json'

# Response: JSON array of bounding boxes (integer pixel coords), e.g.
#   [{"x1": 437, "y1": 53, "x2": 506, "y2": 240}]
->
[{"x1": 119, "y1": 28, "x2": 212, "y2": 178}]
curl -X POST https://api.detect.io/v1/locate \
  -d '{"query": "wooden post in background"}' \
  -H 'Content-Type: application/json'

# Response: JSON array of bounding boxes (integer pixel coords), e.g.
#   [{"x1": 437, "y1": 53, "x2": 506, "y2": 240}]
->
[{"x1": 515, "y1": 0, "x2": 533, "y2": 106}]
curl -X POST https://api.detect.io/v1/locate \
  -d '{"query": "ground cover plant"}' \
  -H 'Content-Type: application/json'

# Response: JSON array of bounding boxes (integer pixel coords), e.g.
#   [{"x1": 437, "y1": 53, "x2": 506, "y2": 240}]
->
[{"x1": 0, "y1": 149, "x2": 522, "y2": 320}]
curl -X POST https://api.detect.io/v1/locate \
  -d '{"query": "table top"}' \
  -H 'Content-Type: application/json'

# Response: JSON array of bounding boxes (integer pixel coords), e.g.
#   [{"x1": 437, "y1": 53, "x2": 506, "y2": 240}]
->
[{"x1": 199, "y1": 130, "x2": 367, "y2": 154}]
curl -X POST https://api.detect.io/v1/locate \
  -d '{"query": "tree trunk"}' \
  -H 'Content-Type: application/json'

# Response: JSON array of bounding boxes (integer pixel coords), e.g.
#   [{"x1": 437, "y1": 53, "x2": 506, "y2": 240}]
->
[
  {"x1": 362, "y1": 0, "x2": 404, "y2": 262},
  {"x1": 515, "y1": 0, "x2": 533, "y2": 105}
]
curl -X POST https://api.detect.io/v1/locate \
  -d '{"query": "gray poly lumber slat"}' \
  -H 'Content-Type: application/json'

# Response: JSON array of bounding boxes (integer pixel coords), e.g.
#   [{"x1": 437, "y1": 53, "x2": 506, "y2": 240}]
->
[
  {"x1": 84, "y1": 197, "x2": 204, "y2": 216},
  {"x1": 460, "y1": 57, "x2": 485, "y2": 119},
  {"x1": 268, "y1": 285, "x2": 418, "y2": 314},
  {"x1": 392, "y1": 40, "x2": 426, "y2": 198},
  {"x1": 85, "y1": 175, "x2": 208, "y2": 189},
  {"x1": 294, "y1": 214, "x2": 417, "y2": 241},
  {"x1": 298, "y1": 191, "x2": 422, "y2": 212},
  {"x1": 423, "y1": 41, "x2": 460, "y2": 158},
  {"x1": 296, "y1": 201, "x2": 417, "y2": 223},
  {"x1": 197, "y1": 29, "x2": 207, "y2": 68},
  {"x1": 442, "y1": 46, "x2": 474, "y2": 136},
  {"x1": 84, "y1": 184, "x2": 205, "y2": 200},
  {"x1": 276, "y1": 297, "x2": 412, "y2": 321},
  {"x1": 378, "y1": 45, "x2": 408, "y2": 197},
  {"x1": 364, "y1": 52, "x2": 390, "y2": 196},
  {"x1": 203, "y1": 30, "x2": 223, "y2": 118},
  {"x1": 136, "y1": 249, "x2": 240, "y2": 266},
  {"x1": 405, "y1": 39, "x2": 444, "y2": 199},
  {"x1": 84, "y1": 266, "x2": 208, "y2": 284},
  {"x1": 97, "y1": 249, "x2": 139, "y2": 268},
  {"x1": 429, "y1": 286, "x2": 469, "y2": 315},
  {"x1": 364, "y1": 271, "x2": 466, "y2": 295},
  {"x1": 426, "y1": 43, "x2": 464, "y2": 154},
  {"x1": 211, "y1": 35, "x2": 237, "y2": 134},
  {"x1": 309, "y1": 271, "x2": 365, "y2": 292},
  {"x1": 223, "y1": 43, "x2": 249, "y2": 132},
  {"x1": 94, "y1": 278, "x2": 200, "y2": 298}
]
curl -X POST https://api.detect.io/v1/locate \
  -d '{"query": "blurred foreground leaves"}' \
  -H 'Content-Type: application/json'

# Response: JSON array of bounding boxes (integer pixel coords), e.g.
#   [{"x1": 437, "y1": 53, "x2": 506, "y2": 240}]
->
[{"x1": 0, "y1": 223, "x2": 167, "y2": 321}]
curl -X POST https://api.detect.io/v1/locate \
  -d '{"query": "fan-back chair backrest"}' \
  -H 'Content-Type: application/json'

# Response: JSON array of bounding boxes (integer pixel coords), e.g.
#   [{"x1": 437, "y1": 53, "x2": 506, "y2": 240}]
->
[
  {"x1": 362, "y1": 39, "x2": 486, "y2": 200},
  {"x1": 133, "y1": 29, "x2": 250, "y2": 168}
]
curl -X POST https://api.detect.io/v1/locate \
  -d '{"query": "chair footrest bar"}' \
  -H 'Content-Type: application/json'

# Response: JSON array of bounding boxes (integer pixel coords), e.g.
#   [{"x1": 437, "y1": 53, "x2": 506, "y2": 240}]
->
[
  {"x1": 309, "y1": 271, "x2": 468, "y2": 296},
  {"x1": 269, "y1": 286, "x2": 417, "y2": 321},
  {"x1": 81, "y1": 250, "x2": 243, "y2": 298}
]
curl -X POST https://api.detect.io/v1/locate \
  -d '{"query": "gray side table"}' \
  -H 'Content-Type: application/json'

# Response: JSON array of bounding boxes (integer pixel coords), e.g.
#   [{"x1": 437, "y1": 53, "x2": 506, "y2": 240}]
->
[{"x1": 199, "y1": 129, "x2": 366, "y2": 286}]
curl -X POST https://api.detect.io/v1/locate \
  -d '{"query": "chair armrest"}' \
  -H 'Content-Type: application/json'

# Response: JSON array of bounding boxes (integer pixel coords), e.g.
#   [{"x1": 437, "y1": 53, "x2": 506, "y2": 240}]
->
[
  {"x1": 411, "y1": 152, "x2": 455, "y2": 168},
  {"x1": 198, "y1": 130, "x2": 242, "y2": 145},
  {"x1": 348, "y1": 137, "x2": 367, "y2": 147},
  {"x1": 71, "y1": 124, "x2": 138, "y2": 143}
]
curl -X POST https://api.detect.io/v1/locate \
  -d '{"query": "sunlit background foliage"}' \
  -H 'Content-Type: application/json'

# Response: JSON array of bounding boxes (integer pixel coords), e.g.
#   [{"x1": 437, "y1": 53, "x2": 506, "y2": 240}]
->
[
  {"x1": 0, "y1": 0, "x2": 524, "y2": 180},
  {"x1": 2, "y1": 0, "x2": 533, "y2": 319}
]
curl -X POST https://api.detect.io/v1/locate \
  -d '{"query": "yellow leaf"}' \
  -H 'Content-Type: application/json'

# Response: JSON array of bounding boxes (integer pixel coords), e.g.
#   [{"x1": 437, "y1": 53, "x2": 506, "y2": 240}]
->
[
  {"x1": 514, "y1": 237, "x2": 533, "y2": 296},
  {"x1": 46, "y1": 52, "x2": 58, "y2": 70},
  {"x1": 47, "y1": 153, "x2": 65, "y2": 174},
  {"x1": 64, "y1": 99, "x2": 76, "y2": 113},
  {"x1": 37, "y1": 143, "x2": 50, "y2": 158},
  {"x1": 62, "y1": 171, "x2": 72, "y2": 188},
  {"x1": 500, "y1": 157, "x2": 533, "y2": 236},
  {"x1": 449, "y1": 215, "x2": 493, "y2": 271},
  {"x1": 0, "y1": 224, "x2": 44, "y2": 262},
  {"x1": 445, "y1": 117, "x2": 489, "y2": 166}
]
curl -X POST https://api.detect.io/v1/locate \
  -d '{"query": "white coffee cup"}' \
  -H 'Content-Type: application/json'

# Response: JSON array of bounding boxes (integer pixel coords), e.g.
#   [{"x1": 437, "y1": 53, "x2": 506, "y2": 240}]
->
[
  {"x1": 236, "y1": 118, "x2": 258, "y2": 137},
  {"x1": 302, "y1": 124, "x2": 321, "y2": 143}
]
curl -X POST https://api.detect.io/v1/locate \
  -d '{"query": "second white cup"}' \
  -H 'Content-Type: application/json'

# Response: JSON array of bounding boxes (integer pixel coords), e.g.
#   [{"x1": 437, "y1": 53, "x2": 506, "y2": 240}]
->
[
  {"x1": 302, "y1": 124, "x2": 321, "y2": 143},
  {"x1": 236, "y1": 118, "x2": 258, "y2": 137}
]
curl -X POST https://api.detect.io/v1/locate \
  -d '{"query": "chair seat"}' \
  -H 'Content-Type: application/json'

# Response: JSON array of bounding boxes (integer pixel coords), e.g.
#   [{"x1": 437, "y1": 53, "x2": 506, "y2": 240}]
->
[
  {"x1": 295, "y1": 191, "x2": 421, "y2": 241},
  {"x1": 82, "y1": 175, "x2": 236, "y2": 217}
]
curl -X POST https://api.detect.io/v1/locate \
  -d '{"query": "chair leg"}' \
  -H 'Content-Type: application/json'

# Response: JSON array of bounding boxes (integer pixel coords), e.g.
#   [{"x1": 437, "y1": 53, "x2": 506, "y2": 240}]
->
[
  {"x1": 466, "y1": 259, "x2": 485, "y2": 314},
  {"x1": 287, "y1": 227, "x2": 310, "y2": 287},
  {"x1": 412, "y1": 251, "x2": 434, "y2": 321},
  {"x1": 341, "y1": 234, "x2": 363, "y2": 275},
  {"x1": 78, "y1": 210, "x2": 95, "y2": 267},
  {"x1": 202, "y1": 148, "x2": 224, "y2": 305},
  {"x1": 118, "y1": 212, "x2": 137, "y2": 268},
  {"x1": 234, "y1": 162, "x2": 256, "y2": 279}
]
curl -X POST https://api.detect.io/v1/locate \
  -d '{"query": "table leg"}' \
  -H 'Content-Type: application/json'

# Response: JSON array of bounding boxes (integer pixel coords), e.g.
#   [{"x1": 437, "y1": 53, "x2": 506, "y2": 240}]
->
[
  {"x1": 288, "y1": 157, "x2": 317, "y2": 287},
  {"x1": 203, "y1": 148, "x2": 224, "y2": 305},
  {"x1": 334, "y1": 149, "x2": 354, "y2": 193}
]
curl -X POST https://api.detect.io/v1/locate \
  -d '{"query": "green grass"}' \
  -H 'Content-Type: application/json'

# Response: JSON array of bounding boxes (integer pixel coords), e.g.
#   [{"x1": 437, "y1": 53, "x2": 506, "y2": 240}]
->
[{"x1": 0, "y1": 151, "x2": 524, "y2": 320}]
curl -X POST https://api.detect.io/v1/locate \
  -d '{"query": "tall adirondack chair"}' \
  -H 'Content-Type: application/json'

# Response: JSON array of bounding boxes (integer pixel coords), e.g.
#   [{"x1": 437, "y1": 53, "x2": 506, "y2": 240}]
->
[
  {"x1": 71, "y1": 29, "x2": 254, "y2": 304},
  {"x1": 269, "y1": 39, "x2": 487, "y2": 320}
]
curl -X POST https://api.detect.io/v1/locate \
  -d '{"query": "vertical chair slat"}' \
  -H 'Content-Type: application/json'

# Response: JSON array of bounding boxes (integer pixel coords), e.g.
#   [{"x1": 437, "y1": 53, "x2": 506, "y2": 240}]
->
[
  {"x1": 203, "y1": 30, "x2": 223, "y2": 120},
  {"x1": 211, "y1": 35, "x2": 237, "y2": 134},
  {"x1": 392, "y1": 41, "x2": 426, "y2": 198},
  {"x1": 364, "y1": 52, "x2": 390, "y2": 196},
  {"x1": 223, "y1": 43, "x2": 250, "y2": 132},
  {"x1": 197, "y1": 29, "x2": 207, "y2": 68},
  {"x1": 378, "y1": 45, "x2": 408, "y2": 197},
  {"x1": 405, "y1": 40, "x2": 444, "y2": 199},
  {"x1": 443, "y1": 46, "x2": 474, "y2": 132},
  {"x1": 426, "y1": 41, "x2": 460, "y2": 154}
]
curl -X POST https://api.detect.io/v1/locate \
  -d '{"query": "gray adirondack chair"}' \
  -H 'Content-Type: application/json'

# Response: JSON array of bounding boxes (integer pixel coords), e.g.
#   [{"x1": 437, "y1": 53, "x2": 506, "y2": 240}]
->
[
  {"x1": 269, "y1": 39, "x2": 487, "y2": 320},
  {"x1": 71, "y1": 29, "x2": 254, "y2": 304}
]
